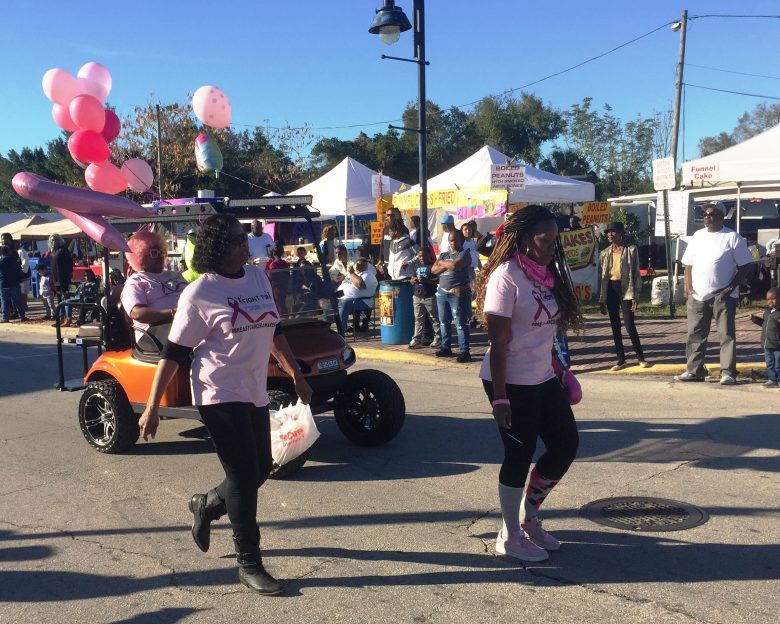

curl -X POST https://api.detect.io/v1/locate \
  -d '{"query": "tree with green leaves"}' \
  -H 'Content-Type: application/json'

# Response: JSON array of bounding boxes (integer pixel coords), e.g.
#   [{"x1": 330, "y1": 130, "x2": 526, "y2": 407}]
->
[
  {"x1": 697, "y1": 102, "x2": 780, "y2": 157},
  {"x1": 564, "y1": 98, "x2": 656, "y2": 198}
]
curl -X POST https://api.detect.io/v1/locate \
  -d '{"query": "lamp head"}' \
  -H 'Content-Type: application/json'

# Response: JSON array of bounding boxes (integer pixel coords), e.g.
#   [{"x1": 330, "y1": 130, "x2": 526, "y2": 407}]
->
[
  {"x1": 369, "y1": 0, "x2": 412, "y2": 45},
  {"x1": 671, "y1": 21, "x2": 682, "y2": 32}
]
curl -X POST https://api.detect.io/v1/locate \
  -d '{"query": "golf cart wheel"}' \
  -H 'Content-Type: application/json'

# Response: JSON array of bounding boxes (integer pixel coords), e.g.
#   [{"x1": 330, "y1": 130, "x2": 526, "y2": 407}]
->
[
  {"x1": 78, "y1": 380, "x2": 139, "y2": 453},
  {"x1": 335, "y1": 369, "x2": 405, "y2": 446},
  {"x1": 267, "y1": 389, "x2": 308, "y2": 480}
]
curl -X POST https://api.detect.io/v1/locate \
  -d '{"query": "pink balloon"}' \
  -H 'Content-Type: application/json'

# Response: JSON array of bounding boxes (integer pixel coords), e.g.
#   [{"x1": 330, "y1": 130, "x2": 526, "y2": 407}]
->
[
  {"x1": 101, "y1": 110, "x2": 121, "y2": 142},
  {"x1": 120, "y1": 158, "x2": 154, "y2": 193},
  {"x1": 42, "y1": 68, "x2": 79, "y2": 106},
  {"x1": 192, "y1": 85, "x2": 231, "y2": 128},
  {"x1": 12, "y1": 172, "x2": 150, "y2": 218},
  {"x1": 54, "y1": 207, "x2": 130, "y2": 252},
  {"x1": 77, "y1": 62, "x2": 112, "y2": 102},
  {"x1": 69, "y1": 94, "x2": 106, "y2": 132},
  {"x1": 85, "y1": 161, "x2": 127, "y2": 194},
  {"x1": 68, "y1": 129, "x2": 110, "y2": 164},
  {"x1": 52, "y1": 103, "x2": 78, "y2": 132},
  {"x1": 75, "y1": 76, "x2": 104, "y2": 101}
]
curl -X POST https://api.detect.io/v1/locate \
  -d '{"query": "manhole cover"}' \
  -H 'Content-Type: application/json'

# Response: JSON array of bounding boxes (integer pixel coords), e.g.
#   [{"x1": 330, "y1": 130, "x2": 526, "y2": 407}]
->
[{"x1": 580, "y1": 497, "x2": 709, "y2": 532}]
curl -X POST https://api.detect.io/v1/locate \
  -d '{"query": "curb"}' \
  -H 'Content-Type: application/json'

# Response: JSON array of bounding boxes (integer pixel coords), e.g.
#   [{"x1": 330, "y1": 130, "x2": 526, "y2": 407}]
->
[
  {"x1": 589, "y1": 362, "x2": 766, "y2": 377},
  {"x1": 0, "y1": 322, "x2": 77, "y2": 339},
  {"x1": 353, "y1": 346, "x2": 471, "y2": 368},
  {"x1": 2, "y1": 322, "x2": 767, "y2": 379}
]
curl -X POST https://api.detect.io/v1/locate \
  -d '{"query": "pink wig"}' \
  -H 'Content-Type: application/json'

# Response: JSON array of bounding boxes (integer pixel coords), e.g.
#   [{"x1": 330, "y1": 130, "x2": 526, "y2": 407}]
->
[{"x1": 126, "y1": 231, "x2": 166, "y2": 272}]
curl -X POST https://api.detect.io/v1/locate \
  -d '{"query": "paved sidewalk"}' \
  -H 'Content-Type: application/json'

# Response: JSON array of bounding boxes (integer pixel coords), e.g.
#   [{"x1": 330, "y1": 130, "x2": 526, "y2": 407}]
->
[
  {"x1": 348, "y1": 310, "x2": 766, "y2": 379},
  {"x1": 2, "y1": 300, "x2": 767, "y2": 380}
]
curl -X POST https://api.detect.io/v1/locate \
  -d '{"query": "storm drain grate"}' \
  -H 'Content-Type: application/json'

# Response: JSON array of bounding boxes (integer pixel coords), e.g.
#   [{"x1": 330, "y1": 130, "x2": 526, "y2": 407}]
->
[{"x1": 580, "y1": 497, "x2": 709, "y2": 532}]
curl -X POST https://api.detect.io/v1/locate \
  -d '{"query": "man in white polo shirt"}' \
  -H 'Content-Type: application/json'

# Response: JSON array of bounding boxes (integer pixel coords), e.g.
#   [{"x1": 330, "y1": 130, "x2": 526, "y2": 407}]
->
[{"x1": 675, "y1": 203, "x2": 753, "y2": 385}]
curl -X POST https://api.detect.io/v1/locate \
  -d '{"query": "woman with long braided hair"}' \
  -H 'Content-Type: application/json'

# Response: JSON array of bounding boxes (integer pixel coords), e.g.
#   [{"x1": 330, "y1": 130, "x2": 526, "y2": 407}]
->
[{"x1": 476, "y1": 205, "x2": 583, "y2": 562}]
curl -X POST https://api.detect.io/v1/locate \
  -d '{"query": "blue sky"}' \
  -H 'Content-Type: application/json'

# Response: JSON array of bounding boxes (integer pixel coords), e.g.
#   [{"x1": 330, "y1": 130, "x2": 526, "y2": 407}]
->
[{"x1": 3, "y1": 0, "x2": 779, "y2": 167}]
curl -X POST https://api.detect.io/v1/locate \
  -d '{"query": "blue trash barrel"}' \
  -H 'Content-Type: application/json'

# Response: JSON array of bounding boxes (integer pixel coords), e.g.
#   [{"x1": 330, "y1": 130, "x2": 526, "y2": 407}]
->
[
  {"x1": 379, "y1": 279, "x2": 414, "y2": 345},
  {"x1": 28, "y1": 256, "x2": 40, "y2": 298}
]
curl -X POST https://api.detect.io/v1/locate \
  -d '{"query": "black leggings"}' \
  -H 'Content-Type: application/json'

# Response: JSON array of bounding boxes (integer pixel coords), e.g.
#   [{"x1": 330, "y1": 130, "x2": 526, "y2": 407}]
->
[
  {"x1": 198, "y1": 402, "x2": 273, "y2": 540},
  {"x1": 483, "y1": 377, "x2": 579, "y2": 488},
  {"x1": 606, "y1": 280, "x2": 644, "y2": 362}
]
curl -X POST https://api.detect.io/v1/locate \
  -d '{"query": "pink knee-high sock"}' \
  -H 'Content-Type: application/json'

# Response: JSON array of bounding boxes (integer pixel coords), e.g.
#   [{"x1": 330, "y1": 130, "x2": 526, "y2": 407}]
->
[{"x1": 521, "y1": 467, "x2": 559, "y2": 522}]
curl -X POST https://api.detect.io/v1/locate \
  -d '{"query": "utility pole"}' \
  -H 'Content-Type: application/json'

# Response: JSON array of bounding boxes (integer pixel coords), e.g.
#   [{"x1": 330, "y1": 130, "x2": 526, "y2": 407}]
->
[
  {"x1": 670, "y1": 9, "x2": 687, "y2": 176},
  {"x1": 666, "y1": 9, "x2": 687, "y2": 319},
  {"x1": 155, "y1": 104, "x2": 164, "y2": 200}
]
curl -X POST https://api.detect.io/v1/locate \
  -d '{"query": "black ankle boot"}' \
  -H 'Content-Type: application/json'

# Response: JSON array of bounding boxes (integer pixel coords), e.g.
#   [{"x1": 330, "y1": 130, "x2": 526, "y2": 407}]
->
[
  {"x1": 189, "y1": 489, "x2": 226, "y2": 552},
  {"x1": 233, "y1": 534, "x2": 282, "y2": 596}
]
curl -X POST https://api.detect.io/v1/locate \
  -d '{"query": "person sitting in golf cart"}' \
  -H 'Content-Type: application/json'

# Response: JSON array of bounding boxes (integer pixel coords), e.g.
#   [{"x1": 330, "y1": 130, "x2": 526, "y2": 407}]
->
[{"x1": 121, "y1": 231, "x2": 188, "y2": 352}]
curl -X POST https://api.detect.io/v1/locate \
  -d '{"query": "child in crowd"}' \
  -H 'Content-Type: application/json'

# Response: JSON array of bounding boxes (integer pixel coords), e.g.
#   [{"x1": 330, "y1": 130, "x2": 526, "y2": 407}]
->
[
  {"x1": 407, "y1": 247, "x2": 441, "y2": 349},
  {"x1": 267, "y1": 242, "x2": 290, "y2": 315},
  {"x1": 750, "y1": 287, "x2": 780, "y2": 388},
  {"x1": 74, "y1": 269, "x2": 100, "y2": 326},
  {"x1": 36, "y1": 264, "x2": 56, "y2": 321}
]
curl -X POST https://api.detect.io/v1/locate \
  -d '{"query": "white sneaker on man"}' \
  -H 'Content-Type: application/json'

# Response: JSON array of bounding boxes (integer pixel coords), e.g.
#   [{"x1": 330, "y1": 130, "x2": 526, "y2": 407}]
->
[{"x1": 720, "y1": 373, "x2": 736, "y2": 385}]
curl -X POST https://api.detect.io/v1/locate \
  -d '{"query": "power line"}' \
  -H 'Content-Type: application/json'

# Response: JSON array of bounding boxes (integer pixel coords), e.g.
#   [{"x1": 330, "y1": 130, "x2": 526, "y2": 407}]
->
[
  {"x1": 232, "y1": 16, "x2": 780, "y2": 137},
  {"x1": 455, "y1": 21, "x2": 674, "y2": 108},
  {"x1": 690, "y1": 14, "x2": 780, "y2": 19},
  {"x1": 686, "y1": 63, "x2": 780, "y2": 81},
  {"x1": 234, "y1": 21, "x2": 676, "y2": 134},
  {"x1": 683, "y1": 82, "x2": 780, "y2": 101}
]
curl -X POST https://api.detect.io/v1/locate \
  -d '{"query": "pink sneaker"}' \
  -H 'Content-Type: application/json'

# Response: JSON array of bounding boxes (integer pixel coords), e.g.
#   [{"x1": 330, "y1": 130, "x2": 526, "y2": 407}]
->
[
  {"x1": 521, "y1": 517, "x2": 560, "y2": 551},
  {"x1": 495, "y1": 530, "x2": 549, "y2": 562}
]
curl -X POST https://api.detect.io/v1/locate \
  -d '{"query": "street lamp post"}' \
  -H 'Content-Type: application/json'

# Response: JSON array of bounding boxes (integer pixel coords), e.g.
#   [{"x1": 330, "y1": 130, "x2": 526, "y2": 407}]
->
[{"x1": 369, "y1": 0, "x2": 429, "y2": 248}]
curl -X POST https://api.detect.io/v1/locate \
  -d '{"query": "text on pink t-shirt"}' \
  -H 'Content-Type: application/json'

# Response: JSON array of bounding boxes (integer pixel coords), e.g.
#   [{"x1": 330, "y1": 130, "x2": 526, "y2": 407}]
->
[
  {"x1": 479, "y1": 259, "x2": 558, "y2": 386},
  {"x1": 167, "y1": 265, "x2": 280, "y2": 407}
]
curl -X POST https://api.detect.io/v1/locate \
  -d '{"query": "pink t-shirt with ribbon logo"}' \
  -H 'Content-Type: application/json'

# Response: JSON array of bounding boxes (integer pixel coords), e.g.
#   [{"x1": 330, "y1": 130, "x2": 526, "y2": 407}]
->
[
  {"x1": 121, "y1": 271, "x2": 188, "y2": 342},
  {"x1": 479, "y1": 259, "x2": 559, "y2": 386},
  {"x1": 168, "y1": 265, "x2": 280, "y2": 406}
]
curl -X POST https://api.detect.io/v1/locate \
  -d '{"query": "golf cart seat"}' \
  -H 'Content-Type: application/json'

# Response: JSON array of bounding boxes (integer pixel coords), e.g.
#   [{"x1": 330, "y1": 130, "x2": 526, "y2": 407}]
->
[
  {"x1": 131, "y1": 322, "x2": 173, "y2": 364},
  {"x1": 74, "y1": 284, "x2": 131, "y2": 350}
]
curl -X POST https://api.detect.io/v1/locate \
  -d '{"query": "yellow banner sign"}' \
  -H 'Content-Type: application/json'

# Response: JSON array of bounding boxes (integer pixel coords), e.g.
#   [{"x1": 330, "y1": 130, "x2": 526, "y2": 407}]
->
[
  {"x1": 370, "y1": 221, "x2": 383, "y2": 245},
  {"x1": 581, "y1": 201, "x2": 610, "y2": 225},
  {"x1": 393, "y1": 185, "x2": 508, "y2": 219},
  {"x1": 560, "y1": 227, "x2": 597, "y2": 271}
]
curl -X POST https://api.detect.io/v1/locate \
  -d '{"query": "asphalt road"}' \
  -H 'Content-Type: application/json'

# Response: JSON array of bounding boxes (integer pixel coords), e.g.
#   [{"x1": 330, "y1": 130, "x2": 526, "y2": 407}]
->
[{"x1": 0, "y1": 330, "x2": 778, "y2": 624}]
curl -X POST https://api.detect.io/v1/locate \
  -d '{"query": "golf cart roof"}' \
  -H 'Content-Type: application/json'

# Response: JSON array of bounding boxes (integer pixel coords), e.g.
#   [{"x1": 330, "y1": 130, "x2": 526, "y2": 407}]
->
[{"x1": 108, "y1": 195, "x2": 316, "y2": 226}]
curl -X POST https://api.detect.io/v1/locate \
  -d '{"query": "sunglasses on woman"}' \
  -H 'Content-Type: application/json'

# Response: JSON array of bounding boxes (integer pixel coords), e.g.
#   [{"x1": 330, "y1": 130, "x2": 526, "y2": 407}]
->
[{"x1": 145, "y1": 248, "x2": 168, "y2": 258}]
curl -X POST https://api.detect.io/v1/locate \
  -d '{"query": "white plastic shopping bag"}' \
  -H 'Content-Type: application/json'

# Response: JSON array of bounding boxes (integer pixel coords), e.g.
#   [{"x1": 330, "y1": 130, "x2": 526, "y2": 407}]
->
[{"x1": 270, "y1": 400, "x2": 320, "y2": 466}]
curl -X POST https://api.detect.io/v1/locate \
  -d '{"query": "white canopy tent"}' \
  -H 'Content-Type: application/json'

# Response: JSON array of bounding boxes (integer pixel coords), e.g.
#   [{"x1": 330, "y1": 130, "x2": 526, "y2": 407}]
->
[
  {"x1": 681, "y1": 123, "x2": 780, "y2": 233},
  {"x1": 400, "y1": 145, "x2": 596, "y2": 203},
  {"x1": 681, "y1": 123, "x2": 780, "y2": 188},
  {"x1": 396, "y1": 145, "x2": 596, "y2": 236},
  {"x1": 291, "y1": 157, "x2": 407, "y2": 219}
]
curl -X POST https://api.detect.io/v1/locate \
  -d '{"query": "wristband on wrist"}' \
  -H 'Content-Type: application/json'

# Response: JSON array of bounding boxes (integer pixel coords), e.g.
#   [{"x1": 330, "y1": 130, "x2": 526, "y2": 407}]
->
[{"x1": 492, "y1": 398, "x2": 510, "y2": 407}]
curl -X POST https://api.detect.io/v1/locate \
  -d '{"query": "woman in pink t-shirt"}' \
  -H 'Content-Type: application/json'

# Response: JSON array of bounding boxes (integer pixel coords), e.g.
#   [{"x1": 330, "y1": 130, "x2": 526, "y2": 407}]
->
[
  {"x1": 138, "y1": 214, "x2": 312, "y2": 596},
  {"x1": 475, "y1": 206, "x2": 583, "y2": 564}
]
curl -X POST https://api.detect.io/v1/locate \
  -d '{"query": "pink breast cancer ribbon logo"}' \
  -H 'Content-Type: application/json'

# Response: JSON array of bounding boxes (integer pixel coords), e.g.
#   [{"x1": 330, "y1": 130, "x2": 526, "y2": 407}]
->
[
  {"x1": 532, "y1": 290, "x2": 558, "y2": 322},
  {"x1": 227, "y1": 298, "x2": 279, "y2": 326}
]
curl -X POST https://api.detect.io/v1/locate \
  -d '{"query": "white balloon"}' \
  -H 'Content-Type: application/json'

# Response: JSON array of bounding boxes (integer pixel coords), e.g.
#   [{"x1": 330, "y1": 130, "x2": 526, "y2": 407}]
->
[
  {"x1": 121, "y1": 158, "x2": 154, "y2": 193},
  {"x1": 77, "y1": 62, "x2": 112, "y2": 102}
]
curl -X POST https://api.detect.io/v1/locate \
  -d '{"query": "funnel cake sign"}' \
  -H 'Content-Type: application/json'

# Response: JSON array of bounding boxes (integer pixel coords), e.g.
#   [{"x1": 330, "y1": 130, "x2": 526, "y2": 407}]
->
[{"x1": 687, "y1": 163, "x2": 719, "y2": 183}]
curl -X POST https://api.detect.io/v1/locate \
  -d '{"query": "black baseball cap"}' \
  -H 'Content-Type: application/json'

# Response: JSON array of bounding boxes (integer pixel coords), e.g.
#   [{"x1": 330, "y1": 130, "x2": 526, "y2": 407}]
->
[{"x1": 605, "y1": 222, "x2": 625, "y2": 234}]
